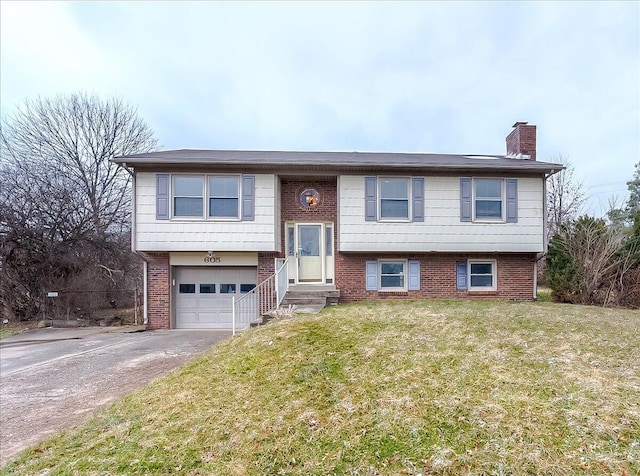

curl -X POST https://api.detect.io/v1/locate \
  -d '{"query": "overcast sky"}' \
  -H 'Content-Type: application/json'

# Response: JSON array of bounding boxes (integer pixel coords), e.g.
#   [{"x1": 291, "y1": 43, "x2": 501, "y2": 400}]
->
[{"x1": 1, "y1": 1, "x2": 638, "y2": 215}]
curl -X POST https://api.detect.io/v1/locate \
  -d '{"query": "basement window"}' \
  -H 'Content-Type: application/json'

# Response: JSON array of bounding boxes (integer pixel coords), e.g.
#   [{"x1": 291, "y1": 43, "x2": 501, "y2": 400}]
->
[
  {"x1": 379, "y1": 261, "x2": 406, "y2": 291},
  {"x1": 468, "y1": 260, "x2": 497, "y2": 291}
]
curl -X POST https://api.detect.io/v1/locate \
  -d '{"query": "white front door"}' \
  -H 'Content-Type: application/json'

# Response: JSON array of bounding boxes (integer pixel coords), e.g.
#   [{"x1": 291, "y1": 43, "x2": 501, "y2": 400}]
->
[{"x1": 297, "y1": 224, "x2": 323, "y2": 282}]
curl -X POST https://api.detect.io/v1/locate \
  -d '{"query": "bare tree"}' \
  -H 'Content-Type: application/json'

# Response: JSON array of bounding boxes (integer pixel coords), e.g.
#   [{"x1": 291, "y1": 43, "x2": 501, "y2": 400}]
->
[
  {"x1": 1, "y1": 93, "x2": 157, "y2": 235},
  {"x1": 627, "y1": 161, "x2": 640, "y2": 217},
  {"x1": 546, "y1": 155, "x2": 585, "y2": 239},
  {"x1": 0, "y1": 93, "x2": 158, "y2": 321}
]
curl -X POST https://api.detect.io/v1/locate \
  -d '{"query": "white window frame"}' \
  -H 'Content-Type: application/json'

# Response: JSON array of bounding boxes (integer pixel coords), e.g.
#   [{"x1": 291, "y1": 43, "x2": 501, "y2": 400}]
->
[
  {"x1": 171, "y1": 174, "x2": 242, "y2": 221},
  {"x1": 172, "y1": 175, "x2": 205, "y2": 219},
  {"x1": 473, "y1": 178, "x2": 504, "y2": 222},
  {"x1": 468, "y1": 259, "x2": 497, "y2": 291},
  {"x1": 378, "y1": 259, "x2": 407, "y2": 291},
  {"x1": 207, "y1": 175, "x2": 241, "y2": 220},
  {"x1": 378, "y1": 177, "x2": 411, "y2": 222}
]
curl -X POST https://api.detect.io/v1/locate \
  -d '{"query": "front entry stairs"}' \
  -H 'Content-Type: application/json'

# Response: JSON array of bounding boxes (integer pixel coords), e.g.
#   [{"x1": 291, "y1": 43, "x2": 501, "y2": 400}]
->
[
  {"x1": 252, "y1": 285, "x2": 340, "y2": 327},
  {"x1": 281, "y1": 285, "x2": 340, "y2": 313}
]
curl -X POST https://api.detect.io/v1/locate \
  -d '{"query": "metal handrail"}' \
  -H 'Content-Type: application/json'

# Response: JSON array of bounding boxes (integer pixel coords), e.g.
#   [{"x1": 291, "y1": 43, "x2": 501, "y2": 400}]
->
[{"x1": 232, "y1": 258, "x2": 289, "y2": 335}]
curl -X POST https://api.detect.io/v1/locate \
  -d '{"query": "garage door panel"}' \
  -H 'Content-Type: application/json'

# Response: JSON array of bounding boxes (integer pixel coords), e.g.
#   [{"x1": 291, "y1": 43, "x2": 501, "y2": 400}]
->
[{"x1": 175, "y1": 266, "x2": 257, "y2": 329}]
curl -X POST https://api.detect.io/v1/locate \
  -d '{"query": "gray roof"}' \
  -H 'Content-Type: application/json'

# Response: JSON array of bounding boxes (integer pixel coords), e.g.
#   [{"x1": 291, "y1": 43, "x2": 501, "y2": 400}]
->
[{"x1": 113, "y1": 149, "x2": 563, "y2": 174}]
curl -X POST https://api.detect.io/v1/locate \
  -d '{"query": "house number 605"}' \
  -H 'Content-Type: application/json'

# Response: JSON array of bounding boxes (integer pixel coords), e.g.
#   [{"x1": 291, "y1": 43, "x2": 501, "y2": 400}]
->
[{"x1": 204, "y1": 256, "x2": 221, "y2": 263}]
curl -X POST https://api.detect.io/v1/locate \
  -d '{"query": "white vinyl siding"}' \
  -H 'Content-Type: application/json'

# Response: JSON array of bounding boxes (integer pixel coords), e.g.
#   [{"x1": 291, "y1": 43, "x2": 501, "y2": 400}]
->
[
  {"x1": 135, "y1": 172, "x2": 278, "y2": 252},
  {"x1": 339, "y1": 175, "x2": 545, "y2": 253}
]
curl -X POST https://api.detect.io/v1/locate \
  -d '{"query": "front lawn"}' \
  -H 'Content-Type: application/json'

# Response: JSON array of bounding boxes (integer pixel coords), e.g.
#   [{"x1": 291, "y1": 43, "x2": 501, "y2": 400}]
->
[{"x1": 3, "y1": 300, "x2": 639, "y2": 475}]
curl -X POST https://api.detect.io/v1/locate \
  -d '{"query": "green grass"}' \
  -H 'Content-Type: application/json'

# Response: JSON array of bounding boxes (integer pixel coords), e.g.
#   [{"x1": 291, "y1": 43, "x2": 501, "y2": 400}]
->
[
  {"x1": 0, "y1": 321, "x2": 32, "y2": 339},
  {"x1": 3, "y1": 300, "x2": 639, "y2": 475}
]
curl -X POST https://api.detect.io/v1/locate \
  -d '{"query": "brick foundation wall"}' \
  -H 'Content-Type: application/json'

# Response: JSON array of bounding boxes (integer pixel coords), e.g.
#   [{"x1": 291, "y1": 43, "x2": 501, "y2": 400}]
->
[
  {"x1": 337, "y1": 253, "x2": 536, "y2": 302},
  {"x1": 139, "y1": 252, "x2": 171, "y2": 330}
]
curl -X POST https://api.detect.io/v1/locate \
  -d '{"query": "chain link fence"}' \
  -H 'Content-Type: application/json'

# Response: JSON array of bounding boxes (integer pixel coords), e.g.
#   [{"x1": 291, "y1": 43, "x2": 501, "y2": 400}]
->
[{"x1": 40, "y1": 288, "x2": 143, "y2": 327}]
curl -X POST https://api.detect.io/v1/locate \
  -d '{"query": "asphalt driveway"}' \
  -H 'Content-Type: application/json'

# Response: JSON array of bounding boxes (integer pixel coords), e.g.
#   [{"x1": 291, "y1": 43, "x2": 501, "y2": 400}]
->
[{"x1": 0, "y1": 326, "x2": 231, "y2": 464}]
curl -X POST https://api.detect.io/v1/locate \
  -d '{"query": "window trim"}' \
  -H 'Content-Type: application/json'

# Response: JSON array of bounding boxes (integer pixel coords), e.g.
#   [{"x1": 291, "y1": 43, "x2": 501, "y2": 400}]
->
[
  {"x1": 468, "y1": 259, "x2": 497, "y2": 291},
  {"x1": 378, "y1": 176, "x2": 411, "y2": 222},
  {"x1": 378, "y1": 259, "x2": 407, "y2": 292},
  {"x1": 473, "y1": 178, "x2": 505, "y2": 222}
]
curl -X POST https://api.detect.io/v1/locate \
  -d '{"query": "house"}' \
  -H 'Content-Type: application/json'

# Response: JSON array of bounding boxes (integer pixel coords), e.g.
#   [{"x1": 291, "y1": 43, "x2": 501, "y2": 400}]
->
[{"x1": 113, "y1": 122, "x2": 562, "y2": 330}]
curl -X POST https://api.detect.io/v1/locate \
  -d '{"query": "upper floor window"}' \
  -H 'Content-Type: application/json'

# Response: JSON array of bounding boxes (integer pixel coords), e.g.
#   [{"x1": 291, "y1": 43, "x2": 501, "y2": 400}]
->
[
  {"x1": 475, "y1": 179, "x2": 503, "y2": 220},
  {"x1": 157, "y1": 173, "x2": 254, "y2": 221},
  {"x1": 209, "y1": 176, "x2": 239, "y2": 218},
  {"x1": 365, "y1": 176, "x2": 424, "y2": 223},
  {"x1": 380, "y1": 178, "x2": 409, "y2": 220},
  {"x1": 173, "y1": 176, "x2": 204, "y2": 217},
  {"x1": 460, "y1": 177, "x2": 517, "y2": 223}
]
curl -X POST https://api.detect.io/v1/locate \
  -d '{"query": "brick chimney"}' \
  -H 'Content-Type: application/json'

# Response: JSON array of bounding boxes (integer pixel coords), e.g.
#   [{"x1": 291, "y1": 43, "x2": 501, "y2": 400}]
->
[{"x1": 506, "y1": 121, "x2": 536, "y2": 161}]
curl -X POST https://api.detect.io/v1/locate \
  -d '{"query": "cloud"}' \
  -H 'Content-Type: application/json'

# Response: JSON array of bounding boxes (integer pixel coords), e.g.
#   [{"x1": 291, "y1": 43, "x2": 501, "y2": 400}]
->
[{"x1": 1, "y1": 1, "x2": 638, "y2": 214}]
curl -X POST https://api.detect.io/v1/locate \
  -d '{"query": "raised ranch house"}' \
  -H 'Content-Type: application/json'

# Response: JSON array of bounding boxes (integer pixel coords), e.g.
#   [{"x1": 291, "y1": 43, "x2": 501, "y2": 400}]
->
[{"x1": 114, "y1": 122, "x2": 562, "y2": 330}]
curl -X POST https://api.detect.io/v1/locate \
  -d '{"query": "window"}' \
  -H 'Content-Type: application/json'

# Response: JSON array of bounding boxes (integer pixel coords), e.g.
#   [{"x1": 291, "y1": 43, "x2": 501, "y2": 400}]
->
[
  {"x1": 380, "y1": 178, "x2": 409, "y2": 219},
  {"x1": 179, "y1": 284, "x2": 196, "y2": 293},
  {"x1": 220, "y1": 284, "x2": 236, "y2": 294},
  {"x1": 209, "y1": 176, "x2": 239, "y2": 218},
  {"x1": 325, "y1": 226, "x2": 333, "y2": 256},
  {"x1": 199, "y1": 284, "x2": 216, "y2": 294},
  {"x1": 475, "y1": 179, "x2": 503, "y2": 220},
  {"x1": 168, "y1": 174, "x2": 249, "y2": 220},
  {"x1": 468, "y1": 260, "x2": 497, "y2": 291},
  {"x1": 287, "y1": 225, "x2": 295, "y2": 256},
  {"x1": 379, "y1": 261, "x2": 406, "y2": 290},
  {"x1": 367, "y1": 259, "x2": 420, "y2": 291},
  {"x1": 173, "y1": 176, "x2": 204, "y2": 217},
  {"x1": 240, "y1": 284, "x2": 255, "y2": 293}
]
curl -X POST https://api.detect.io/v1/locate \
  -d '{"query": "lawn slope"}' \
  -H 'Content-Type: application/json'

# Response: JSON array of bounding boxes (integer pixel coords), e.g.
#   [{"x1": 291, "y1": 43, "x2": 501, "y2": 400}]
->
[{"x1": 3, "y1": 300, "x2": 639, "y2": 475}]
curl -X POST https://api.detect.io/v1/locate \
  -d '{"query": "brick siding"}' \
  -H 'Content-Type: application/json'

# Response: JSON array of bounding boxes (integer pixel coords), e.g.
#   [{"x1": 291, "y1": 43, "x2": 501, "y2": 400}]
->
[
  {"x1": 139, "y1": 252, "x2": 171, "y2": 330},
  {"x1": 258, "y1": 178, "x2": 338, "y2": 281},
  {"x1": 280, "y1": 179, "x2": 337, "y2": 223},
  {"x1": 337, "y1": 253, "x2": 536, "y2": 302},
  {"x1": 506, "y1": 123, "x2": 537, "y2": 161}
]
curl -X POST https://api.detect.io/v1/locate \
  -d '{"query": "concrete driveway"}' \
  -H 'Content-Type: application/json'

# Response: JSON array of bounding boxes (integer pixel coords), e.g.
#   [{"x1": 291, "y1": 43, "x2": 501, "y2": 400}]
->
[{"x1": 0, "y1": 326, "x2": 231, "y2": 464}]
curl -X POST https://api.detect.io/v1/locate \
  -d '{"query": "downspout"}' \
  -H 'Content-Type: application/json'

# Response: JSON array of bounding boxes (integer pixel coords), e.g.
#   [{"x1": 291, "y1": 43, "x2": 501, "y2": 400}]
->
[
  {"x1": 533, "y1": 260, "x2": 537, "y2": 300},
  {"x1": 117, "y1": 162, "x2": 147, "y2": 325},
  {"x1": 130, "y1": 168, "x2": 136, "y2": 253},
  {"x1": 143, "y1": 260, "x2": 148, "y2": 325}
]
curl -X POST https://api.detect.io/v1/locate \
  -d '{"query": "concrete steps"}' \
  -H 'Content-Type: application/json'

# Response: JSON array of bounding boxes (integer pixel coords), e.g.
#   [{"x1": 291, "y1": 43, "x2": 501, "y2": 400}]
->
[
  {"x1": 281, "y1": 286, "x2": 340, "y2": 310},
  {"x1": 252, "y1": 286, "x2": 340, "y2": 327}
]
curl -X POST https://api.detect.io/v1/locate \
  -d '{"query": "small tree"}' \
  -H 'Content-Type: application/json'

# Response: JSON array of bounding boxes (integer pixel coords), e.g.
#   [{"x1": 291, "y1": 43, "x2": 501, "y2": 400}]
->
[{"x1": 546, "y1": 155, "x2": 585, "y2": 239}]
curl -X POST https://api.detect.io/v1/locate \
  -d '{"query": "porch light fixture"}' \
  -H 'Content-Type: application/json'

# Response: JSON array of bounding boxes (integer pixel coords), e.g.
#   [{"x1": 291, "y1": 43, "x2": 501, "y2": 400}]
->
[{"x1": 300, "y1": 188, "x2": 320, "y2": 208}]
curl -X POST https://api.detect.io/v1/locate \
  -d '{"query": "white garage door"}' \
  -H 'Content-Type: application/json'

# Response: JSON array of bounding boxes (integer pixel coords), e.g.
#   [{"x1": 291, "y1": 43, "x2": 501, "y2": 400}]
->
[{"x1": 175, "y1": 267, "x2": 257, "y2": 329}]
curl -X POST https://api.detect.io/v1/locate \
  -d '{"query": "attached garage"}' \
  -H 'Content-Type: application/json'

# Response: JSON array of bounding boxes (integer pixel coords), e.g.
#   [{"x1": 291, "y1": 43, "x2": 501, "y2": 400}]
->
[{"x1": 174, "y1": 266, "x2": 257, "y2": 329}]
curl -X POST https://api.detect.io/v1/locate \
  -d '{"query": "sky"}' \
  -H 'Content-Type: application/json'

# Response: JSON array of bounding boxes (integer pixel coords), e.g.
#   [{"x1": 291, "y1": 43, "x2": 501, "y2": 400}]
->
[{"x1": 1, "y1": 1, "x2": 638, "y2": 215}]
